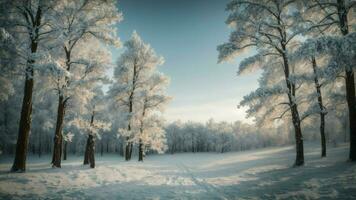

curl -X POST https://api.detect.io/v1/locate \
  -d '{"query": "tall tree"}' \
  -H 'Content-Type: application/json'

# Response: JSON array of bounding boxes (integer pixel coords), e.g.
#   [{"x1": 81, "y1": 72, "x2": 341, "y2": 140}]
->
[
  {"x1": 50, "y1": 0, "x2": 121, "y2": 167},
  {"x1": 110, "y1": 31, "x2": 164, "y2": 161},
  {"x1": 218, "y1": 0, "x2": 306, "y2": 166},
  {"x1": 1, "y1": 0, "x2": 58, "y2": 172},
  {"x1": 304, "y1": 0, "x2": 356, "y2": 160},
  {"x1": 137, "y1": 73, "x2": 170, "y2": 161}
]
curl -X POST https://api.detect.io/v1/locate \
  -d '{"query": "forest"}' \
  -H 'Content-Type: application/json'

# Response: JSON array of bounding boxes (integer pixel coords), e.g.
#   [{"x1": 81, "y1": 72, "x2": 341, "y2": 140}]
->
[{"x1": 0, "y1": 0, "x2": 355, "y2": 199}]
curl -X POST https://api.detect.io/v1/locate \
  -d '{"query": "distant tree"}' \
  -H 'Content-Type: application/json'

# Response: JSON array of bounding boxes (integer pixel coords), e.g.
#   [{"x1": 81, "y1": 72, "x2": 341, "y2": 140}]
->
[
  {"x1": 136, "y1": 73, "x2": 170, "y2": 161},
  {"x1": 110, "y1": 31, "x2": 165, "y2": 161}
]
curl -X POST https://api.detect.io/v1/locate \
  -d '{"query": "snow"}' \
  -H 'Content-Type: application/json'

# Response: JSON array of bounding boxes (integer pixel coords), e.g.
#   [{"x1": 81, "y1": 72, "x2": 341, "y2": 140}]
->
[{"x1": 0, "y1": 143, "x2": 355, "y2": 199}]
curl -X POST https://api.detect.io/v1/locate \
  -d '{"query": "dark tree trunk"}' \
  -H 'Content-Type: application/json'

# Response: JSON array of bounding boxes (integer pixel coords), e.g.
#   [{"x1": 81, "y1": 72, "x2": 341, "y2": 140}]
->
[
  {"x1": 124, "y1": 61, "x2": 138, "y2": 161},
  {"x1": 312, "y1": 57, "x2": 327, "y2": 157},
  {"x1": 11, "y1": 1, "x2": 43, "y2": 173},
  {"x1": 11, "y1": 37, "x2": 37, "y2": 173},
  {"x1": 63, "y1": 141, "x2": 67, "y2": 160},
  {"x1": 125, "y1": 137, "x2": 130, "y2": 161},
  {"x1": 346, "y1": 70, "x2": 356, "y2": 161},
  {"x1": 32, "y1": 143, "x2": 36, "y2": 155},
  {"x1": 281, "y1": 49, "x2": 304, "y2": 166},
  {"x1": 336, "y1": 0, "x2": 356, "y2": 161},
  {"x1": 52, "y1": 95, "x2": 65, "y2": 168},
  {"x1": 129, "y1": 142, "x2": 133, "y2": 159},
  {"x1": 84, "y1": 137, "x2": 90, "y2": 165},
  {"x1": 138, "y1": 139, "x2": 143, "y2": 161},
  {"x1": 84, "y1": 111, "x2": 96, "y2": 167},
  {"x1": 88, "y1": 135, "x2": 95, "y2": 168}
]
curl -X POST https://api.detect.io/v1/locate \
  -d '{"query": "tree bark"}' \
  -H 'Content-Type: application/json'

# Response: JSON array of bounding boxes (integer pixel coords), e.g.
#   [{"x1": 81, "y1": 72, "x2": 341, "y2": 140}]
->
[
  {"x1": 84, "y1": 137, "x2": 90, "y2": 165},
  {"x1": 336, "y1": 0, "x2": 356, "y2": 161},
  {"x1": 125, "y1": 137, "x2": 130, "y2": 161},
  {"x1": 281, "y1": 49, "x2": 304, "y2": 166},
  {"x1": 52, "y1": 95, "x2": 65, "y2": 168},
  {"x1": 63, "y1": 140, "x2": 67, "y2": 160},
  {"x1": 124, "y1": 60, "x2": 138, "y2": 161},
  {"x1": 312, "y1": 57, "x2": 327, "y2": 157},
  {"x1": 128, "y1": 142, "x2": 133, "y2": 160},
  {"x1": 138, "y1": 139, "x2": 143, "y2": 161},
  {"x1": 88, "y1": 135, "x2": 95, "y2": 168},
  {"x1": 84, "y1": 111, "x2": 95, "y2": 165},
  {"x1": 346, "y1": 70, "x2": 356, "y2": 161},
  {"x1": 11, "y1": 31, "x2": 38, "y2": 173}
]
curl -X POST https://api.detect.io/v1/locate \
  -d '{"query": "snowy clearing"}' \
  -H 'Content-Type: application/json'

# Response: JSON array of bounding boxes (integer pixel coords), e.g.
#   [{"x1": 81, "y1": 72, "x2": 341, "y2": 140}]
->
[{"x1": 0, "y1": 143, "x2": 355, "y2": 200}]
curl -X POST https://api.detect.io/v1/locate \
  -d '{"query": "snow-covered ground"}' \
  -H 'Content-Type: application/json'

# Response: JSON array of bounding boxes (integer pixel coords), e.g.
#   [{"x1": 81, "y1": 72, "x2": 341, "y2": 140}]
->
[{"x1": 0, "y1": 143, "x2": 355, "y2": 200}]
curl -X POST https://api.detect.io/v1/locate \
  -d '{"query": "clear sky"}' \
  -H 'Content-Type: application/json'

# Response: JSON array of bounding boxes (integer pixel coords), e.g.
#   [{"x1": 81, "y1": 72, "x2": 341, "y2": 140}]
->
[{"x1": 112, "y1": 0, "x2": 260, "y2": 123}]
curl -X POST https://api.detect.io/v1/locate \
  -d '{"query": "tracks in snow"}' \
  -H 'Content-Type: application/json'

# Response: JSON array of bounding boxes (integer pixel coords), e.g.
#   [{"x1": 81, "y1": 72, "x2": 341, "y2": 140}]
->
[{"x1": 177, "y1": 162, "x2": 229, "y2": 200}]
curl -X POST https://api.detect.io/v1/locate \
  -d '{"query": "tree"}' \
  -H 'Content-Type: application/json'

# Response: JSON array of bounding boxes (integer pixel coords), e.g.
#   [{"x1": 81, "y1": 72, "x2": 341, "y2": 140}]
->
[
  {"x1": 218, "y1": 0, "x2": 306, "y2": 166},
  {"x1": 50, "y1": 0, "x2": 121, "y2": 167},
  {"x1": 70, "y1": 88, "x2": 111, "y2": 168},
  {"x1": 303, "y1": 0, "x2": 356, "y2": 161},
  {"x1": 289, "y1": 36, "x2": 348, "y2": 157},
  {"x1": 1, "y1": 0, "x2": 59, "y2": 172},
  {"x1": 0, "y1": 28, "x2": 15, "y2": 102},
  {"x1": 110, "y1": 31, "x2": 164, "y2": 161},
  {"x1": 136, "y1": 73, "x2": 171, "y2": 161}
]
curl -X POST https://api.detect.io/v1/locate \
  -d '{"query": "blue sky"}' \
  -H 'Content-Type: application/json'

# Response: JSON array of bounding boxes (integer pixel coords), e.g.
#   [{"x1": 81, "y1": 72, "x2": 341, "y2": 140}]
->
[{"x1": 112, "y1": 0, "x2": 260, "y2": 123}]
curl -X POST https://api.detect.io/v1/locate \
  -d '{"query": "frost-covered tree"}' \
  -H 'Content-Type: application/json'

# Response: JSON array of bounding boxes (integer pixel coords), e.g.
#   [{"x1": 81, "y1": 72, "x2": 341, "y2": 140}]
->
[
  {"x1": 289, "y1": 37, "x2": 348, "y2": 157},
  {"x1": 136, "y1": 73, "x2": 170, "y2": 161},
  {"x1": 69, "y1": 87, "x2": 111, "y2": 168},
  {"x1": 164, "y1": 119, "x2": 284, "y2": 154},
  {"x1": 109, "y1": 31, "x2": 164, "y2": 161},
  {"x1": 303, "y1": 0, "x2": 356, "y2": 161},
  {"x1": 50, "y1": 0, "x2": 122, "y2": 168},
  {"x1": 218, "y1": 0, "x2": 306, "y2": 166},
  {"x1": 0, "y1": 28, "x2": 15, "y2": 102},
  {"x1": 0, "y1": 0, "x2": 60, "y2": 172}
]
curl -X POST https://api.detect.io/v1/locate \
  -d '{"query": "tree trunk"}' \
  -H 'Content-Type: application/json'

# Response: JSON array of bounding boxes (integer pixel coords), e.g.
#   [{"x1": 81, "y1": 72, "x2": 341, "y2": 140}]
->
[
  {"x1": 138, "y1": 139, "x2": 143, "y2": 161},
  {"x1": 11, "y1": 46, "x2": 36, "y2": 172},
  {"x1": 312, "y1": 57, "x2": 327, "y2": 157},
  {"x1": 346, "y1": 70, "x2": 356, "y2": 161},
  {"x1": 336, "y1": 0, "x2": 356, "y2": 161},
  {"x1": 52, "y1": 95, "x2": 65, "y2": 168},
  {"x1": 84, "y1": 137, "x2": 90, "y2": 165},
  {"x1": 282, "y1": 50, "x2": 304, "y2": 166},
  {"x1": 63, "y1": 140, "x2": 67, "y2": 160},
  {"x1": 125, "y1": 139, "x2": 133, "y2": 161},
  {"x1": 125, "y1": 138, "x2": 130, "y2": 161},
  {"x1": 11, "y1": 1, "x2": 43, "y2": 173},
  {"x1": 88, "y1": 135, "x2": 95, "y2": 168},
  {"x1": 129, "y1": 142, "x2": 133, "y2": 160}
]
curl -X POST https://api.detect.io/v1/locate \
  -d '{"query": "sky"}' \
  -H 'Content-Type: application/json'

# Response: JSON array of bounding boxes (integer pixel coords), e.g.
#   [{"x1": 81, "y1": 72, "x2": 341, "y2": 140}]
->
[{"x1": 112, "y1": 0, "x2": 260, "y2": 123}]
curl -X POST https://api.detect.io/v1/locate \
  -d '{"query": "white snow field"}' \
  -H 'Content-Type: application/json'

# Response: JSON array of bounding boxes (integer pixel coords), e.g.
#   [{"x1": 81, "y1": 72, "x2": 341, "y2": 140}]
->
[{"x1": 0, "y1": 143, "x2": 355, "y2": 200}]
